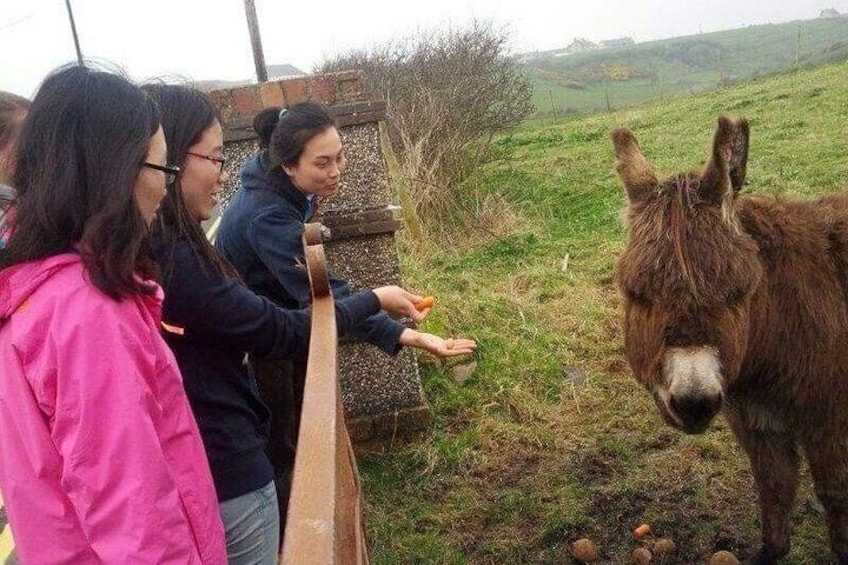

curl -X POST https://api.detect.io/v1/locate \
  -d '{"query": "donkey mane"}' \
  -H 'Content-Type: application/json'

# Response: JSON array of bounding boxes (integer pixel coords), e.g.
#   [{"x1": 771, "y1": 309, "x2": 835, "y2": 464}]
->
[{"x1": 621, "y1": 170, "x2": 752, "y2": 311}]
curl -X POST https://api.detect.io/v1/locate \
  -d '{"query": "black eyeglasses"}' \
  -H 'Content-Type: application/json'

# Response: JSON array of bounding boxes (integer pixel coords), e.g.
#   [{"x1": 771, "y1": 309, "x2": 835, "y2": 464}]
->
[
  {"x1": 143, "y1": 162, "x2": 180, "y2": 186},
  {"x1": 186, "y1": 152, "x2": 227, "y2": 173}
]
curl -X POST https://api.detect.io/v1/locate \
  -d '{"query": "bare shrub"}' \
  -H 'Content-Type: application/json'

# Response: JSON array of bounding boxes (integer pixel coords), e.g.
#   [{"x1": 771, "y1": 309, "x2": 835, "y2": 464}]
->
[{"x1": 320, "y1": 21, "x2": 534, "y2": 241}]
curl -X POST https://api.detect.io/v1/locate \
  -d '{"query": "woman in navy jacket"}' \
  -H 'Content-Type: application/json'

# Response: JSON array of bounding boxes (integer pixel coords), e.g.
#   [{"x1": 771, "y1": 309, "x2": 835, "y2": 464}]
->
[
  {"x1": 144, "y1": 84, "x2": 429, "y2": 565},
  {"x1": 215, "y1": 103, "x2": 476, "y2": 533}
]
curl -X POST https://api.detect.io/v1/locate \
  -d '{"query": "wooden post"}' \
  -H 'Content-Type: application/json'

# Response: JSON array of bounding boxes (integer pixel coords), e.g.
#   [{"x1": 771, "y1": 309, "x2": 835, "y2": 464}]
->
[
  {"x1": 243, "y1": 0, "x2": 268, "y2": 83},
  {"x1": 548, "y1": 89, "x2": 558, "y2": 121},
  {"x1": 64, "y1": 0, "x2": 84, "y2": 65}
]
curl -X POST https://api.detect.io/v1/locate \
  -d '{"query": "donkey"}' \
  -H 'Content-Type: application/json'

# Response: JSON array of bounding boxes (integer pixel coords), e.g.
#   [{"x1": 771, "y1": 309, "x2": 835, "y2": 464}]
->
[{"x1": 612, "y1": 116, "x2": 848, "y2": 564}]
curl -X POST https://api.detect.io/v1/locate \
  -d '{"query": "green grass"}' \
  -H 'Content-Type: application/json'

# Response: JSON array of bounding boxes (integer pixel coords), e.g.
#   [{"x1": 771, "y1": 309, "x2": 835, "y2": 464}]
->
[
  {"x1": 362, "y1": 60, "x2": 848, "y2": 563},
  {"x1": 527, "y1": 17, "x2": 848, "y2": 119}
]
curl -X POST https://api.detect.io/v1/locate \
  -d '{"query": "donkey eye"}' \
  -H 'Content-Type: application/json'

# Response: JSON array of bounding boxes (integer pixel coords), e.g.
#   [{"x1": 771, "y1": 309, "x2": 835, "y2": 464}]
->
[{"x1": 726, "y1": 288, "x2": 746, "y2": 306}]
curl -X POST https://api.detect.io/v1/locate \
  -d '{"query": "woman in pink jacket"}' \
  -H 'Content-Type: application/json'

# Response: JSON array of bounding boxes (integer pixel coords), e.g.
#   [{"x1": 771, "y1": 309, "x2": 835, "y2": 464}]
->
[{"x1": 0, "y1": 65, "x2": 227, "y2": 563}]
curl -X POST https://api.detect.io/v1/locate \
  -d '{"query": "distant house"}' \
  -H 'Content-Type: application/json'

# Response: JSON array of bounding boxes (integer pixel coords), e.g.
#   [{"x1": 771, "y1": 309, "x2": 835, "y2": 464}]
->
[
  {"x1": 564, "y1": 38, "x2": 599, "y2": 55},
  {"x1": 266, "y1": 64, "x2": 306, "y2": 80},
  {"x1": 600, "y1": 37, "x2": 635, "y2": 48},
  {"x1": 820, "y1": 8, "x2": 841, "y2": 18}
]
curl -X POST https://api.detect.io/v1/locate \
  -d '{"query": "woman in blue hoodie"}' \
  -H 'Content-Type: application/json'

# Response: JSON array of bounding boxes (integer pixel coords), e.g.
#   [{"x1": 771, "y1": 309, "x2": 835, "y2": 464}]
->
[
  {"x1": 215, "y1": 102, "x2": 476, "y2": 538},
  {"x1": 143, "y1": 84, "x2": 431, "y2": 565}
]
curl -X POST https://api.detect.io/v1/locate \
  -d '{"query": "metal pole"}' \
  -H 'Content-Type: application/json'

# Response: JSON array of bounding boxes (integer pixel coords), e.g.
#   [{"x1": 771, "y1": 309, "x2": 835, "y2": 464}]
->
[
  {"x1": 244, "y1": 0, "x2": 268, "y2": 82},
  {"x1": 64, "y1": 0, "x2": 84, "y2": 65}
]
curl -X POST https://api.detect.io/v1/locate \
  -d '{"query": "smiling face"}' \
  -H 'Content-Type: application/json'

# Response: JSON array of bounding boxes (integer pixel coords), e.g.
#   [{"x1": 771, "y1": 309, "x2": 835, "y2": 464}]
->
[
  {"x1": 180, "y1": 120, "x2": 228, "y2": 222},
  {"x1": 133, "y1": 126, "x2": 168, "y2": 226},
  {"x1": 283, "y1": 126, "x2": 345, "y2": 198}
]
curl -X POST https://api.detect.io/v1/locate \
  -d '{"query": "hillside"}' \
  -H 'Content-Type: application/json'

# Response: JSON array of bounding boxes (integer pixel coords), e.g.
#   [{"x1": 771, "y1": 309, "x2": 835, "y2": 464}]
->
[
  {"x1": 525, "y1": 16, "x2": 848, "y2": 118},
  {"x1": 364, "y1": 60, "x2": 848, "y2": 563}
]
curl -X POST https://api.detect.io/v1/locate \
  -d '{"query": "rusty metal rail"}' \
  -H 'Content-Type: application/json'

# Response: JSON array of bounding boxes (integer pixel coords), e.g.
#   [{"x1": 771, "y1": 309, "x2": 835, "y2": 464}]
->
[{"x1": 280, "y1": 222, "x2": 370, "y2": 564}]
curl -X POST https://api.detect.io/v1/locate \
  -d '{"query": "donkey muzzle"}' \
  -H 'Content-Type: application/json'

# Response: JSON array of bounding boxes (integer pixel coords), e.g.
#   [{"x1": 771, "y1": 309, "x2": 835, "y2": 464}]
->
[
  {"x1": 668, "y1": 392, "x2": 723, "y2": 434},
  {"x1": 659, "y1": 346, "x2": 725, "y2": 433}
]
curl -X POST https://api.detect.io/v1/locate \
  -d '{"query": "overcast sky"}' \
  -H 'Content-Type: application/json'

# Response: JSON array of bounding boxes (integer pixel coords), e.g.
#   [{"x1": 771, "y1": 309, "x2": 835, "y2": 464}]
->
[{"x1": 1, "y1": 0, "x2": 845, "y2": 97}]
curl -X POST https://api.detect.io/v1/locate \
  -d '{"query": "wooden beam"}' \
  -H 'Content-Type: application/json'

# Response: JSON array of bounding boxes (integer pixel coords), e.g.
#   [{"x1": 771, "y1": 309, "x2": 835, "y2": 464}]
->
[{"x1": 243, "y1": 0, "x2": 268, "y2": 83}]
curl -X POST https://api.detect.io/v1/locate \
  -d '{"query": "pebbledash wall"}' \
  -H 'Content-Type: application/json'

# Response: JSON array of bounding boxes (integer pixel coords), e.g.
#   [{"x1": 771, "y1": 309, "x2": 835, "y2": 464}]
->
[{"x1": 207, "y1": 70, "x2": 430, "y2": 441}]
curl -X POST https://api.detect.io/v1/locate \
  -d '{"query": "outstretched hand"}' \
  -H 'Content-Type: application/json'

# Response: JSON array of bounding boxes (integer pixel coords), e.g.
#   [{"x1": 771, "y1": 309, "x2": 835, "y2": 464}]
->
[
  {"x1": 371, "y1": 288, "x2": 476, "y2": 357},
  {"x1": 399, "y1": 329, "x2": 477, "y2": 357},
  {"x1": 372, "y1": 286, "x2": 430, "y2": 324}
]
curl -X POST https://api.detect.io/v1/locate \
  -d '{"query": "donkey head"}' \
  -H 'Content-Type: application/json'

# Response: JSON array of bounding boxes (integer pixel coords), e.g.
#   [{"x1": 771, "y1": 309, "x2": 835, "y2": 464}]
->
[{"x1": 613, "y1": 116, "x2": 762, "y2": 434}]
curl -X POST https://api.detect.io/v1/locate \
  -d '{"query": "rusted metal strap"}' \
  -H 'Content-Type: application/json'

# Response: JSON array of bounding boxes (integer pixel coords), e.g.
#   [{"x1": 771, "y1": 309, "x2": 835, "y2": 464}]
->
[{"x1": 281, "y1": 222, "x2": 370, "y2": 564}]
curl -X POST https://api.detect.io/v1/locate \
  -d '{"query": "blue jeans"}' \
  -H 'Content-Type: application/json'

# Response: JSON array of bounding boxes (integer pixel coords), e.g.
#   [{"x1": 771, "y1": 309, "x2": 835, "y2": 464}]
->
[{"x1": 220, "y1": 480, "x2": 280, "y2": 565}]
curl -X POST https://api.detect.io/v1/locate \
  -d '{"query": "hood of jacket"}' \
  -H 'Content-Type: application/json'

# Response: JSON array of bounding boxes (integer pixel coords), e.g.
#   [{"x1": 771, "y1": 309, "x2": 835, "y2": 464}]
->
[
  {"x1": 240, "y1": 153, "x2": 310, "y2": 214},
  {"x1": 0, "y1": 253, "x2": 163, "y2": 324},
  {"x1": 239, "y1": 152, "x2": 270, "y2": 193},
  {"x1": 0, "y1": 253, "x2": 82, "y2": 323}
]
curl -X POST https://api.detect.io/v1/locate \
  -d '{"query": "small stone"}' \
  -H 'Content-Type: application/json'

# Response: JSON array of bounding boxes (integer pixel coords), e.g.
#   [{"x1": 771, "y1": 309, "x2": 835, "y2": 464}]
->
[
  {"x1": 572, "y1": 538, "x2": 599, "y2": 562},
  {"x1": 563, "y1": 366, "x2": 586, "y2": 386},
  {"x1": 632, "y1": 546, "x2": 652, "y2": 564},
  {"x1": 450, "y1": 360, "x2": 477, "y2": 384},
  {"x1": 652, "y1": 538, "x2": 676, "y2": 556},
  {"x1": 709, "y1": 550, "x2": 740, "y2": 565}
]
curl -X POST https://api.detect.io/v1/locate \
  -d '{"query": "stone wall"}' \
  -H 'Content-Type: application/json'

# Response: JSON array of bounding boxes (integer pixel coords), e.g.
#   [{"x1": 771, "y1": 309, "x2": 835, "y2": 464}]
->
[{"x1": 209, "y1": 71, "x2": 430, "y2": 441}]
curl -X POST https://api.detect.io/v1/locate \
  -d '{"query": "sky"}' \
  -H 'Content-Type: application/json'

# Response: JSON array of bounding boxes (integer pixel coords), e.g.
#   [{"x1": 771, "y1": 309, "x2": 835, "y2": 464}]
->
[{"x1": 1, "y1": 0, "x2": 846, "y2": 97}]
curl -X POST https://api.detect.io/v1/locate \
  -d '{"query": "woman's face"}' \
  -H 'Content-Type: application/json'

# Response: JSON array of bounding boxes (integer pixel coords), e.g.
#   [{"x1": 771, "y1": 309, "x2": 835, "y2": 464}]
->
[
  {"x1": 181, "y1": 120, "x2": 228, "y2": 222},
  {"x1": 134, "y1": 126, "x2": 168, "y2": 226},
  {"x1": 284, "y1": 127, "x2": 346, "y2": 198},
  {"x1": 0, "y1": 110, "x2": 26, "y2": 185}
]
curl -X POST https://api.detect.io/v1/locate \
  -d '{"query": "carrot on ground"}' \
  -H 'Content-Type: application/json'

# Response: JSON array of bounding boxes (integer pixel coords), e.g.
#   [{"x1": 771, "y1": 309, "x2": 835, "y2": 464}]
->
[
  {"x1": 633, "y1": 524, "x2": 651, "y2": 538},
  {"x1": 415, "y1": 296, "x2": 435, "y2": 311}
]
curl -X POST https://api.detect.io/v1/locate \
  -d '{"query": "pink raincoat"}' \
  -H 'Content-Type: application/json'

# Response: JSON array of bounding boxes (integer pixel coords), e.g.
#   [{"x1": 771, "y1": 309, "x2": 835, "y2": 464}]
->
[{"x1": 0, "y1": 253, "x2": 226, "y2": 563}]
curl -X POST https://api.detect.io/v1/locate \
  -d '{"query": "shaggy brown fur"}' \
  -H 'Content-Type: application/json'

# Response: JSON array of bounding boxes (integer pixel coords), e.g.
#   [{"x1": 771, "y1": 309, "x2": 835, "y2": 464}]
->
[{"x1": 613, "y1": 116, "x2": 848, "y2": 564}]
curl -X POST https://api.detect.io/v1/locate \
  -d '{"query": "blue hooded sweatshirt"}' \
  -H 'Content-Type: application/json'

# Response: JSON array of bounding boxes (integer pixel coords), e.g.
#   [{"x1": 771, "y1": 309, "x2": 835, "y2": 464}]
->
[{"x1": 215, "y1": 153, "x2": 405, "y2": 355}]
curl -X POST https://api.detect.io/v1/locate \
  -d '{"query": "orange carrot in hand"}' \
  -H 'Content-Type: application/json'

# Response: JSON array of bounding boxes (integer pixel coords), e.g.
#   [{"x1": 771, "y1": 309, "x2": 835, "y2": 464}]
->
[{"x1": 415, "y1": 296, "x2": 435, "y2": 311}]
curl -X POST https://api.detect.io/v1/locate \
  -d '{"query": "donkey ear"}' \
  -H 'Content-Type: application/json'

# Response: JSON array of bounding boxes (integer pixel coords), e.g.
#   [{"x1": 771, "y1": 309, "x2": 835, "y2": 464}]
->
[
  {"x1": 611, "y1": 127, "x2": 657, "y2": 203},
  {"x1": 700, "y1": 115, "x2": 749, "y2": 204},
  {"x1": 727, "y1": 118, "x2": 749, "y2": 193}
]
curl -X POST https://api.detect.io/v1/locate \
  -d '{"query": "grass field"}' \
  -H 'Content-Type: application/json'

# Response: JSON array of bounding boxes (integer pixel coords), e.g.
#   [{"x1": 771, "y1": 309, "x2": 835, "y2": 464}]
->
[
  {"x1": 361, "y1": 60, "x2": 848, "y2": 563},
  {"x1": 526, "y1": 17, "x2": 848, "y2": 119}
]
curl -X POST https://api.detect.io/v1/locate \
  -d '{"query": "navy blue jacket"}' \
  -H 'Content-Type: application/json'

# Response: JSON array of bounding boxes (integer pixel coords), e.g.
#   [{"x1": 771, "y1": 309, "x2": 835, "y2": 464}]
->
[
  {"x1": 152, "y1": 234, "x2": 382, "y2": 502},
  {"x1": 215, "y1": 153, "x2": 405, "y2": 355}
]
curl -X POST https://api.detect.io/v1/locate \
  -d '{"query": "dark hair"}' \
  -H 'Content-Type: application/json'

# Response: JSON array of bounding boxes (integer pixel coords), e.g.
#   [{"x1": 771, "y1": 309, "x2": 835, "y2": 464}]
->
[
  {"x1": 0, "y1": 64, "x2": 161, "y2": 299},
  {"x1": 254, "y1": 102, "x2": 336, "y2": 169},
  {"x1": 252, "y1": 107, "x2": 280, "y2": 150},
  {"x1": 142, "y1": 83, "x2": 237, "y2": 279},
  {"x1": 0, "y1": 90, "x2": 30, "y2": 185}
]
